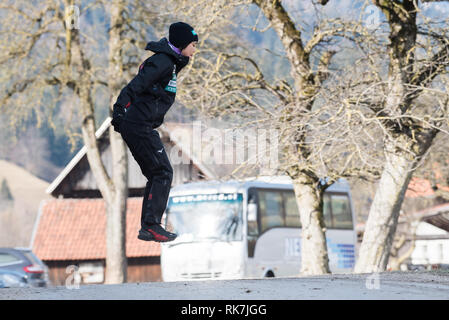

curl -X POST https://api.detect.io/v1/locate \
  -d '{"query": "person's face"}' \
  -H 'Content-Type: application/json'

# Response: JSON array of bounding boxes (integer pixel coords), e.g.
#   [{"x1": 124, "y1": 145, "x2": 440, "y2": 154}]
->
[{"x1": 181, "y1": 41, "x2": 197, "y2": 58}]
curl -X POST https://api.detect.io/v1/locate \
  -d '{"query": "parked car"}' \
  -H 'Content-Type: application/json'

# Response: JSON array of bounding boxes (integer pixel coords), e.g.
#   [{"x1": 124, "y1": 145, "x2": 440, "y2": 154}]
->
[
  {"x1": 0, "y1": 270, "x2": 28, "y2": 288},
  {"x1": 0, "y1": 248, "x2": 49, "y2": 287}
]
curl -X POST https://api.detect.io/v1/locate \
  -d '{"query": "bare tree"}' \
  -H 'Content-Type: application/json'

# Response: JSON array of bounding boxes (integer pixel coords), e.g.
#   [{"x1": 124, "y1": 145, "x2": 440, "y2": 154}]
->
[
  {"x1": 173, "y1": 0, "x2": 382, "y2": 275},
  {"x1": 353, "y1": 0, "x2": 449, "y2": 273},
  {"x1": 0, "y1": 0, "x2": 129, "y2": 283}
]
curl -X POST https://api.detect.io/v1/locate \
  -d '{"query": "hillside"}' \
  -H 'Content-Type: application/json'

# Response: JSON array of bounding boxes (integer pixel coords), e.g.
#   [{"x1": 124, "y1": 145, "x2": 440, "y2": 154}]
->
[{"x1": 0, "y1": 160, "x2": 51, "y2": 247}]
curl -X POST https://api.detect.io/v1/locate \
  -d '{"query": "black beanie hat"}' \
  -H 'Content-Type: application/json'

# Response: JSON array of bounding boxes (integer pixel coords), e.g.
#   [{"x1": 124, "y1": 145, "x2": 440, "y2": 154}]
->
[{"x1": 169, "y1": 22, "x2": 198, "y2": 50}]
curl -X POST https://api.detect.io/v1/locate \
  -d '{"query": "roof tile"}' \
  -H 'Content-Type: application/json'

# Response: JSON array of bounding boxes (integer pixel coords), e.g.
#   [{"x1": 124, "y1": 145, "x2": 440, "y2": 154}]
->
[{"x1": 33, "y1": 198, "x2": 160, "y2": 261}]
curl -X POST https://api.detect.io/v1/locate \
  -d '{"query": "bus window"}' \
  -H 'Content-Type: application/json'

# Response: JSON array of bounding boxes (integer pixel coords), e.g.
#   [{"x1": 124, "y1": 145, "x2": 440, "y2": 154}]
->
[
  {"x1": 330, "y1": 194, "x2": 353, "y2": 229},
  {"x1": 323, "y1": 194, "x2": 332, "y2": 228},
  {"x1": 247, "y1": 195, "x2": 259, "y2": 236},
  {"x1": 283, "y1": 191, "x2": 301, "y2": 228},
  {"x1": 258, "y1": 190, "x2": 284, "y2": 232}
]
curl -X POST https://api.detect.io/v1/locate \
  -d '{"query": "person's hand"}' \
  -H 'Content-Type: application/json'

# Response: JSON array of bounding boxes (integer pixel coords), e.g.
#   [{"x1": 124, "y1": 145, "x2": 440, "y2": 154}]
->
[
  {"x1": 152, "y1": 116, "x2": 164, "y2": 129},
  {"x1": 152, "y1": 121, "x2": 162, "y2": 129},
  {"x1": 111, "y1": 115, "x2": 123, "y2": 133}
]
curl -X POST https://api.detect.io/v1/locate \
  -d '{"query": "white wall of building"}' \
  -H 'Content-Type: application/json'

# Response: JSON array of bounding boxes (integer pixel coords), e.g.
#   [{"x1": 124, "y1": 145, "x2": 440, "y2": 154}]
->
[{"x1": 411, "y1": 222, "x2": 449, "y2": 265}]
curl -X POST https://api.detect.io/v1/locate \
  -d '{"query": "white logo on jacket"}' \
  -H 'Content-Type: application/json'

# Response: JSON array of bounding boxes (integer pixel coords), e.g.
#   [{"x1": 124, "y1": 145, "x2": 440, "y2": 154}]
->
[{"x1": 165, "y1": 65, "x2": 177, "y2": 93}]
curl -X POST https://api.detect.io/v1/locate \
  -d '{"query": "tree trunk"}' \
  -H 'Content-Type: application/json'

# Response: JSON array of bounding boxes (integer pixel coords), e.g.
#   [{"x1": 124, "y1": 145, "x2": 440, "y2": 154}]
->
[
  {"x1": 104, "y1": 186, "x2": 127, "y2": 283},
  {"x1": 253, "y1": 0, "x2": 311, "y2": 97},
  {"x1": 354, "y1": 137, "x2": 415, "y2": 273},
  {"x1": 104, "y1": 0, "x2": 129, "y2": 284},
  {"x1": 78, "y1": 83, "x2": 128, "y2": 283},
  {"x1": 292, "y1": 174, "x2": 330, "y2": 275},
  {"x1": 356, "y1": 0, "x2": 445, "y2": 274},
  {"x1": 253, "y1": 0, "x2": 331, "y2": 275},
  {"x1": 104, "y1": 121, "x2": 128, "y2": 284}
]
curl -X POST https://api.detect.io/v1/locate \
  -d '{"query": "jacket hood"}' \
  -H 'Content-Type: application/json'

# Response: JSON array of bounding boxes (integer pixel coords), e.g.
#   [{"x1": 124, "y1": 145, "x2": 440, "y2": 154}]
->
[{"x1": 145, "y1": 37, "x2": 189, "y2": 70}]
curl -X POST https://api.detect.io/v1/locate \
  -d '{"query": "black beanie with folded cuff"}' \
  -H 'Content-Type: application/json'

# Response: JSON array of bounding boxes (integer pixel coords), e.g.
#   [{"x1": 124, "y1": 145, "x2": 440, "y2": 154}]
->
[{"x1": 169, "y1": 22, "x2": 198, "y2": 50}]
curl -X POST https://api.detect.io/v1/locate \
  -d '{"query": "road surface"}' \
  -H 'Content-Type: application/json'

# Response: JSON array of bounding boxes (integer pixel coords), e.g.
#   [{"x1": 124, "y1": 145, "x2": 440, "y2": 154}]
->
[{"x1": 1, "y1": 271, "x2": 448, "y2": 300}]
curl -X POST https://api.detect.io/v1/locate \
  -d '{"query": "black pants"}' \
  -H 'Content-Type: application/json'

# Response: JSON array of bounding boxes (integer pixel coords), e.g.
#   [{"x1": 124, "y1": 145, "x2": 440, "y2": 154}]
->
[{"x1": 120, "y1": 120, "x2": 173, "y2": 227}]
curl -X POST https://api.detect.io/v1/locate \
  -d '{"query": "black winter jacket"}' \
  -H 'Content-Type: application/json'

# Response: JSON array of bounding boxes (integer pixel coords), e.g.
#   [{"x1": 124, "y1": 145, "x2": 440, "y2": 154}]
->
[{"x1": 112, "y1": 38, "x2": 189, "y2": 131}]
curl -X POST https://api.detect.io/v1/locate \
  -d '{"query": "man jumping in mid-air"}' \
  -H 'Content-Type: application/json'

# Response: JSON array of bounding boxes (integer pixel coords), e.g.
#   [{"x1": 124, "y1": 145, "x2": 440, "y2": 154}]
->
[{"x1": 111, "y1": 22, "x2": 198, "y2": 242}]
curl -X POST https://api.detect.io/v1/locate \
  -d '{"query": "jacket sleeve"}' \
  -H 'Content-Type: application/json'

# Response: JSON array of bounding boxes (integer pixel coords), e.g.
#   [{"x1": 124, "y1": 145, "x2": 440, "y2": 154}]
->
[{"x1": 112, "y1": 55, "x2": 171, "y2": 130}]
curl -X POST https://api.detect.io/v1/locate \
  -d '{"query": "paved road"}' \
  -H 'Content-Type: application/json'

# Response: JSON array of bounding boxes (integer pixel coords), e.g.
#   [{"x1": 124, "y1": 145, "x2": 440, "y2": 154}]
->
[{"x1": 1, "y1": 271, "x2": 448, "y2": 300}]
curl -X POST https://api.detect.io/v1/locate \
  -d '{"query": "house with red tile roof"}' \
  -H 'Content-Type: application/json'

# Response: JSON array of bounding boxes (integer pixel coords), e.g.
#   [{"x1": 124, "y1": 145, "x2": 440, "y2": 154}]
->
[
  {"x1": 32, "y1": 198, "x2": 162, "y2": 284},
  {"x1": 405, "y1": 177, "x2": 449, "y2": 199}
]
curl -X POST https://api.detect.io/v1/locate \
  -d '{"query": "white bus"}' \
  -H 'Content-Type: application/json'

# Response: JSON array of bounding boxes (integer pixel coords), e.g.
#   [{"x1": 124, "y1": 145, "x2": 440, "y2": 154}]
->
[{"x1": 161, "y1": 175, "x2": 357, "y2": 281}]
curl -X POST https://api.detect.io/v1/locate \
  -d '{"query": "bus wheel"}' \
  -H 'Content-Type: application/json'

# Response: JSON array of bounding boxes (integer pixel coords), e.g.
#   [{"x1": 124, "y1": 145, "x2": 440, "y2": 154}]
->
[{"x1": 265, "y1": 270, "x2": 275, "y2": 278}]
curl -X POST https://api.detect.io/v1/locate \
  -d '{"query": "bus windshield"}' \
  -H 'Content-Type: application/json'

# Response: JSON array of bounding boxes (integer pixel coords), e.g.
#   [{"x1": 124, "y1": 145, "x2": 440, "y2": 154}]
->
[{"x1": 166, "y1": 193, "x2": 243, "y2": 242}]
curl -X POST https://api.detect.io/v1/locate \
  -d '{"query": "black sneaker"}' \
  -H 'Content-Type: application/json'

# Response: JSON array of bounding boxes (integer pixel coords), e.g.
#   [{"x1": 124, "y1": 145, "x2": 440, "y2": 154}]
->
[{"x1": 138, "y1": 224, "x2": 177, "y2": 242}]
